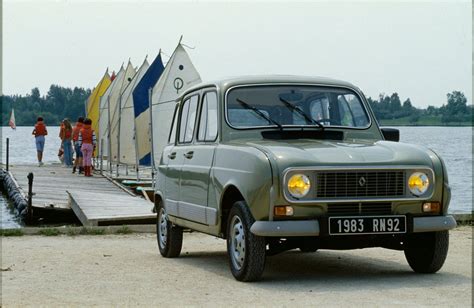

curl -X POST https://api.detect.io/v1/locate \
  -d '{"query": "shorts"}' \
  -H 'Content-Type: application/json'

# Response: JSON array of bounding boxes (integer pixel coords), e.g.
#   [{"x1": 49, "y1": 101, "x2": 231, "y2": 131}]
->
[
  {"x1": 74, "y1": 142, "x2": 83, "y2": 158},
  {"x1": 35, "y1": 136, "x2": 45, "y2": 152}
]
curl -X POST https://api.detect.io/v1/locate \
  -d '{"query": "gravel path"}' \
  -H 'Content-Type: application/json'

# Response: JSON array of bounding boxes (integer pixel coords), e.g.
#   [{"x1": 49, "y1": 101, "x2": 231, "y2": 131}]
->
[{"x1": 1, "y1": 227, "x2": 472, "y2": 306}]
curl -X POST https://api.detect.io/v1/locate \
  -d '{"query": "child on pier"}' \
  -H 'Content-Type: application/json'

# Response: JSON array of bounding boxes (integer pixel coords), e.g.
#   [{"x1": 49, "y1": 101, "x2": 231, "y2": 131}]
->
[
  {"x1": 59, "y1": 119, "x2": 73, "y2": 167},
  {"x1": 72, "y1": 117, "x2": 84, "y2": 174},
  {"x1": 32, "y1": 117, "x2": 48, "y2": 166},
  {"x1": 78, "y1": 118, "x2": 96, "y2": 177}
]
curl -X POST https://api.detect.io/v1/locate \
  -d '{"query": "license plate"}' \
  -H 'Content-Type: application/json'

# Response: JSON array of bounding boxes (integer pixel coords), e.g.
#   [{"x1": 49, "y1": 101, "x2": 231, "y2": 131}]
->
[{"x1": 329, "y1": 215, "x2": 406, "y2": 235}]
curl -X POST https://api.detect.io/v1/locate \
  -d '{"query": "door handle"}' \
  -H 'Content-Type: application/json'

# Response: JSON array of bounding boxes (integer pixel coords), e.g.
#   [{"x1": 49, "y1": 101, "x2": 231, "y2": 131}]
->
[
  {"x1": 168, "y1": 152, "x2": 176, "y2": 159},
  {"x1": 184, "y1": 151, "x2": 194, "y2": 159}
]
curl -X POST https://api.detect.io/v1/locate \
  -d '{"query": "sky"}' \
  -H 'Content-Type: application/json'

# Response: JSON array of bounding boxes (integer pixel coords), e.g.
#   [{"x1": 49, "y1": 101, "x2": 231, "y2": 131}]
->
[{"x1": 2, "y1": 0, "x2": 472, "y2": 108}]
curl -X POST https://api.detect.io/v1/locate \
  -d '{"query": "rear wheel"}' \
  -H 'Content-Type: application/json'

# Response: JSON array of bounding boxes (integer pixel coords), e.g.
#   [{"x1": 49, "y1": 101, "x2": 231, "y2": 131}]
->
[
  {"x1": 227, "y1": 201, "x2": 266, "y2": 282},
  {"x1": 404, "y1": 231, "x2": 449, "y2": 273},
  {"x1": 156, "y1": 202, "x2": 183, "y2": 258}
]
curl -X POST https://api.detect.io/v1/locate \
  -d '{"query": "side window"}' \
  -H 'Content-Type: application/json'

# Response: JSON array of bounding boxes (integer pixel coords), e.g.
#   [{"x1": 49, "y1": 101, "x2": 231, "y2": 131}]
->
[
  {"x1": 178, "y1": 95, "x2": 199, "y2": 143},
  {"x1": 198, "y1": 91, "x2": 218, "y2": 141},
  {"x1": 168, "y1": 105, "x2": 179, "y2": 144}
]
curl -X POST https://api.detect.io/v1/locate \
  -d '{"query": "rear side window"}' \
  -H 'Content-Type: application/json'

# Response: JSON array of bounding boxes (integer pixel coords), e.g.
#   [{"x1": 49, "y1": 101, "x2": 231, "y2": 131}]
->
[
  {"x1": 198, "y1": 91, "x2": 218, "y2": 141},
  {"x1": 178, "y1": 95, "x2": 199, "y2": 143},
  {"x1": 168, "y1": 105, "x2": 179, "y2": 144}
]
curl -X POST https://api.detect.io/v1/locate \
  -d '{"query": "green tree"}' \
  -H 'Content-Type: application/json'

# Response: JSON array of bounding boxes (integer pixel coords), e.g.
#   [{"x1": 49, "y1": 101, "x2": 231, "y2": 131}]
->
[{"x1": 440, "y1": 91, "x2": 470, "y2": 123}]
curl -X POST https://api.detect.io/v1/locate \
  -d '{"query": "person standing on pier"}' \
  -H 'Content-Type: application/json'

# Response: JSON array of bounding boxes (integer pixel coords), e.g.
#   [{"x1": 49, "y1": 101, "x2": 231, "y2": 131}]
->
[
  {"x1": 72, "y1": 117, "x2": 84, "y2": 174},
  {"x1": 32, "y1": 116, "x2": 48, "y2": 166},
  {"x1": 78, "y1": 118, "x2": 96, "y2": 177},
  {"x1": 59, "y1": 119, "x2": 74, "y2": 167}
]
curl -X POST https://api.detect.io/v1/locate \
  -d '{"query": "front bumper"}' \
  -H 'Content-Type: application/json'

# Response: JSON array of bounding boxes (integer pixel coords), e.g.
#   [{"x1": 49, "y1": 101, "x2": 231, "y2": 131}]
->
[{"x1": 250, "y1": 215, "x2": 457, "y2": 237}]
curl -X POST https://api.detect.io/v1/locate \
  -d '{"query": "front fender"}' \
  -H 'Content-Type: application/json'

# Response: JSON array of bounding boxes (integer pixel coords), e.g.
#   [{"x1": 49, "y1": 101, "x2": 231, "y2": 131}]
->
[
  {"x1": 212, "y1": 144, "x2": 273, "y2": 220},
  {"x1": 428, "y1": 149, "x2": 451, "y2": 214}
]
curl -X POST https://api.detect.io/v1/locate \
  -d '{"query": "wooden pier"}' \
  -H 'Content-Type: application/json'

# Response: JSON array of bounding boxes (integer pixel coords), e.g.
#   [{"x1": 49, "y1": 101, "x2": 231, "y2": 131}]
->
[{"x1": 7, "y1": 164, "x2": 156, "y2": 226}]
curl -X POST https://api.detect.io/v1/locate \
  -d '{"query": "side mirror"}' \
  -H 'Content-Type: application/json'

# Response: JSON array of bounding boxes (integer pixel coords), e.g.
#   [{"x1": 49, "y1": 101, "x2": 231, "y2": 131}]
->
[{"x1": 381, "y1": 128, "x2": 400, "y2": 142}]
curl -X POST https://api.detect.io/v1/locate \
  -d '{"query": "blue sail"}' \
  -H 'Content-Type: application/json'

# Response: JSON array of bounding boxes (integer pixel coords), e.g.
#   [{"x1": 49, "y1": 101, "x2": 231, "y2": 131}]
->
[{"x1": 132, "y1": 53, "x2": 165, "y2": 166}]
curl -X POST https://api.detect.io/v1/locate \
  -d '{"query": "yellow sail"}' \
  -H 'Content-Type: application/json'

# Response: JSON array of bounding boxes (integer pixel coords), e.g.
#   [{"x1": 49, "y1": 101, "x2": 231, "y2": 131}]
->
[{"x1": 86, "y1": 70, "x2": 112, "y2": 140}]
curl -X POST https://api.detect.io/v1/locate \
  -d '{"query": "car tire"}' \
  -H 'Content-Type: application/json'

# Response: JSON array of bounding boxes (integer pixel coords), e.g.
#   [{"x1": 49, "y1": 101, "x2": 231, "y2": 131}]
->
[
  {"x1": 156, "y1": 202, "x2": 183, "y2": 258},
  {"x1": 227, "y1": 201, "x2": 266, "y2": 282},
  {"x1": 404, "y1": 230, "x2": 449, "y2": 273}
]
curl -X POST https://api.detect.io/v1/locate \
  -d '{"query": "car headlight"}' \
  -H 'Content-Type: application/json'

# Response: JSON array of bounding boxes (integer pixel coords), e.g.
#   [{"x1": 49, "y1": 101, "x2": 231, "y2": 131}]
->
[
  {"x1": 408, "y1": 172, "x2": 430, "y2": 196},
  {"x1": 287, "y1": 174, "x2": 311, "y2": 198}
]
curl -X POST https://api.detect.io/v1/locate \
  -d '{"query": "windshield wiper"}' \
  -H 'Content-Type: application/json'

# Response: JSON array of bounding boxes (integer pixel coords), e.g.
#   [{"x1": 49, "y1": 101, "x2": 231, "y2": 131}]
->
[
  {"x1": 279, "y1": 97, "x2": 324, "y2": 129},
  {"x1": 236, "y1": 98, "x2": 283, "y2": 130}
]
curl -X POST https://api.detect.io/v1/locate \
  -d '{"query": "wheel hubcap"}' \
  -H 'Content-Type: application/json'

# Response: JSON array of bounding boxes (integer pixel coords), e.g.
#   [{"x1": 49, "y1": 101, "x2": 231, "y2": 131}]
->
[
  {"x1": 230, "y1": 215, "x2": 245, "y2": 270},
  {"x1": 158, "y1": 208, "x2": 168, "y2": 248}
]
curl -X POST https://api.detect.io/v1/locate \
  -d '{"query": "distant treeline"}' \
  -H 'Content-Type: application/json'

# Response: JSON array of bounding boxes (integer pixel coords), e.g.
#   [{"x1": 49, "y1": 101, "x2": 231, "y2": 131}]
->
[
  {"x1": 0, "y1": 86, "x2": 471, "y2": 126},
  {"x1": 1, "y1": 86, "x2": 91, "y2": 126},
  {"x1": 368, "y1": 91, "x2": 472, "y2": 126}
]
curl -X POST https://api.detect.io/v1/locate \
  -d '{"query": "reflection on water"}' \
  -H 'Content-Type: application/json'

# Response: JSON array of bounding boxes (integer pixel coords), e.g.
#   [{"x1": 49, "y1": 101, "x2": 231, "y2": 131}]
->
[
  {"x1": 0, "y1": 126, "x2": 472, "y2": 229},
  {"x1": 397, "y1": 127, "x2": 472, "y2": 213},
  {"x1": 1, "y1": 194, "x2": 23, "y2": 229}
]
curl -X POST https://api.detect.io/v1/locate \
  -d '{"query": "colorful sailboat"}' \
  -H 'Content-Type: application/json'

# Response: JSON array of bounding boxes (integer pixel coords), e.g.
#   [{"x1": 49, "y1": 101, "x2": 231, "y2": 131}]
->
[
  {"x1": 109, "y1": 61, "x2": 136, "y2": 164},
  {"x1": 150, "y1": 43, "x2": 201, "y2": 169},
  {"x1": 86, "y1": 70, "x2": 112, "y2": 156},
  {"x1": 117, "y1": 58, "x2": 150, "y2": 168},
  {"x1": 9, "y1": 108, "x2": 16, "y2": 130},
  {"x1": 99, "y1": 66, "x2": 124, "y2": 160},
  {"x1": 132, "y1": 52, "x2": 165, "y2": 166}
]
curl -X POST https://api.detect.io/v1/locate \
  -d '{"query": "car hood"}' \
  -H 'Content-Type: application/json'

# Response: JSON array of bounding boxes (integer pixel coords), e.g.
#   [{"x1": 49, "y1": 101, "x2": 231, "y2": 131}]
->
[{"x1": 235, "y1": 139, "x2": 435, "y2": 171}]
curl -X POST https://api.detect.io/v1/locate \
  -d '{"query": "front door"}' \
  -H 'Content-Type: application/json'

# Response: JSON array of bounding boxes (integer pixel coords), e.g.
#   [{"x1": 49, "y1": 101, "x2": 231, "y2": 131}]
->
[
  {"x1": 163, "y1": 94, "x2": 198, "y2": 216},
  {"x1": 179, "y1": 90, "x2": 218, "y2": 225}
]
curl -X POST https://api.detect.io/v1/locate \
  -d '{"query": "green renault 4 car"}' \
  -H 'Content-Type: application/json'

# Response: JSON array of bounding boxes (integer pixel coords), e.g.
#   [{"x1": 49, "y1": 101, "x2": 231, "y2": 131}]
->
[{"x1": 154, "y1": 75, "x2": 456, "y2": 282}]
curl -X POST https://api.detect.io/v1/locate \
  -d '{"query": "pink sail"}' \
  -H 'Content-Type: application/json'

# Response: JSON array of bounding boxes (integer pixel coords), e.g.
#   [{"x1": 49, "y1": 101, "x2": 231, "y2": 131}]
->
[{"x1": 9, "y1": 108, "x2": 16, "y2": 129}]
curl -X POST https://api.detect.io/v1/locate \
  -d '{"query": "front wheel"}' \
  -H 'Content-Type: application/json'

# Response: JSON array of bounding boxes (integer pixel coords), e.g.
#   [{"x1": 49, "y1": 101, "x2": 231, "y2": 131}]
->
[
  {"x1": 156, "y1": 202, "x2": 183, "y2": 258},
  {"x1": 227, "y1": 201, "x2": 266, "y2": 282},
  {"x1": 404, "y1": 231, "x2": 449, "y2": 273}
]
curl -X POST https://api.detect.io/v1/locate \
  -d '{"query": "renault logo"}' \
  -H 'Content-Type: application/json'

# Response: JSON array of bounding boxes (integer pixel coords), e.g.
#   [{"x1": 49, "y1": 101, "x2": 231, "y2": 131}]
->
[{"x1": 358, "y1": 177, "x2": 367, "y2": 187}]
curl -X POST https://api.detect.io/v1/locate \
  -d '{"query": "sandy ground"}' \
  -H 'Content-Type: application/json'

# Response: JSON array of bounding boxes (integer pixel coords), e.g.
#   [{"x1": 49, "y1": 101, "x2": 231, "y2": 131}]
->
[{"x1": 1, "y1": 227, "x2": 472, "y2": 307}]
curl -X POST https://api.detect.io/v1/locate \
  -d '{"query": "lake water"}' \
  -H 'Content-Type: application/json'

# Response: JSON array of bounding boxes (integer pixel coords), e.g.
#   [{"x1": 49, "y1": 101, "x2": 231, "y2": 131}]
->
[{"x1": 0, "y1": 126, "x2": 472, "y2": 228}]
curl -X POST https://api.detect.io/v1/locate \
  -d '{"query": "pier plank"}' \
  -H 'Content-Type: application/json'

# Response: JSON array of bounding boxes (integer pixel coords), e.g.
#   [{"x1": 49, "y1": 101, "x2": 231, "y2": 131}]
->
[{"x1": 8, "y1": 164, "x2": 155, "y2": 225}]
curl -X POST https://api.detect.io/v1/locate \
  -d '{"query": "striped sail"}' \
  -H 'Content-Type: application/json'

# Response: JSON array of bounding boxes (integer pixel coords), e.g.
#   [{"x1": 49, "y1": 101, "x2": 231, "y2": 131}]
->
[
  {"x1": 117, "y1": 59, "x2": 150, "y2": 166},
  {"x1": 109, "y1": 62, "x2": 136, "y2": 163},
  {"x1": 132, "y1": 53, "x2": 165, "y2": 166},
  {"x1": 86, "y1": 70, "x2": 111, "y2": 154},
  {"x1": 150, "y1": 44, "x2": 201, "y2": 168}
]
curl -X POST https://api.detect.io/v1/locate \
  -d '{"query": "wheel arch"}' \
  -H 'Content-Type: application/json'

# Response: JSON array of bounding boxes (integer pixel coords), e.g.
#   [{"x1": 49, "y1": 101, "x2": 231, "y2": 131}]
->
[
  {"x1": 219, "y1": 184, "x2": 247, "y2": 238},
  {"x1": 153, "y1": 192, "x2": 164, "y2": 213}
]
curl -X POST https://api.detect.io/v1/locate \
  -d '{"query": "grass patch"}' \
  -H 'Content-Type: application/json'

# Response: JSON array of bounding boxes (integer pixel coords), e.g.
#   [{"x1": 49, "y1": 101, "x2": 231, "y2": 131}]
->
[
  {"x1": 0, "y1": 229, "x2": 24, "y2": 236},
  {"x1": 66, "y1": 227, "x2": 79, "y2": 236},
  {"x1": 78, "y1": 227, "x2": 105, "y2": 235},
  {"x1": 39, "y1": 228, "x2": 61, "y2": 236},
  {"x1": 115, "y1": 226, "x2": 133, "y2": 234}
]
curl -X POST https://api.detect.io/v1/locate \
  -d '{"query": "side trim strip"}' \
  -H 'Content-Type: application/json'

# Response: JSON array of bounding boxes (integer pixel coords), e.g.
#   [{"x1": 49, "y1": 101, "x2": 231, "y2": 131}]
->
[{"x1": 166, "y1": 199, "x2": 218, "y2": 226}]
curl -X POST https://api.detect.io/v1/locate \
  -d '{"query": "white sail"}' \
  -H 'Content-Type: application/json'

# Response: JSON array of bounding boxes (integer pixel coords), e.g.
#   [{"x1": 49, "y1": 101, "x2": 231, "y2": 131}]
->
[
  {"x1": 99, "y1": 66, "x2": 124, "y2": 159},
  {"x1": 150, "y1": 44, "x2": 202, "y2": 168},
  {"x1": 108, "y1": 62, "x2": 136, "y2": 163},
  {"x1": 117, "y1": 59, "x2": 150, "y2": 166},
  {"x1": 9, "y1": 108, "x2": 16, "y2": 130}
]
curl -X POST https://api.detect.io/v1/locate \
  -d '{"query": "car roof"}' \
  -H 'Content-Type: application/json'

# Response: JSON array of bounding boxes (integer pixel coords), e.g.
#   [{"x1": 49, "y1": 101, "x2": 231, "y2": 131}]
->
[{"x1": 182, "y1": 75, "x2": 360, "y2": 97}]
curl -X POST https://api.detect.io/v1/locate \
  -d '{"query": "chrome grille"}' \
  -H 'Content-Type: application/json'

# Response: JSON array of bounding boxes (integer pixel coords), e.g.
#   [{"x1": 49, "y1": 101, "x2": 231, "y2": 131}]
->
[
  {"x1": 316, "y1": 170, "x2": 405, "y2": 199},
  {"x1": 327, "y1": 202, "x2": 392, "y2": 216}
]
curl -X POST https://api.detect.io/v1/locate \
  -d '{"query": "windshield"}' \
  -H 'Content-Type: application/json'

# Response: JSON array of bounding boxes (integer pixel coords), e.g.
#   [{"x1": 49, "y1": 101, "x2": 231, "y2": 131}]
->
[{"x1": 227, "y1": 85, "x2": 370, "y2": 129}]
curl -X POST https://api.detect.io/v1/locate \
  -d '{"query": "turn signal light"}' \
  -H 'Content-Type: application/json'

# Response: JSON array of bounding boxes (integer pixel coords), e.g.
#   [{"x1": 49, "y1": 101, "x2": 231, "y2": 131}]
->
[
  {"x1": 422, "y1": 202, "x2": 441, "y2": 213},
  {"x1": 274, "y1": 206, "x2": 294, "y2": 216}
]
